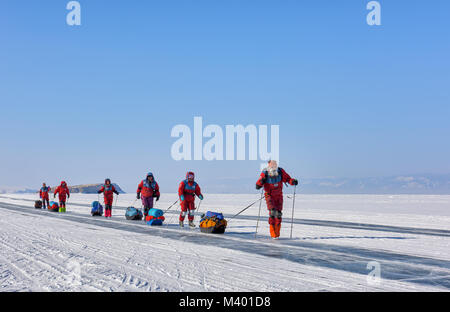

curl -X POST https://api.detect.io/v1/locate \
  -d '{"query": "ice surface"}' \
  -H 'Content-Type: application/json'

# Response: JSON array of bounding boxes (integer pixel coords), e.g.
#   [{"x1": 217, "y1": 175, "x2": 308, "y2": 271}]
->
[{"x1": 0, "y1": 193, "x2": 449, "y2": 292}]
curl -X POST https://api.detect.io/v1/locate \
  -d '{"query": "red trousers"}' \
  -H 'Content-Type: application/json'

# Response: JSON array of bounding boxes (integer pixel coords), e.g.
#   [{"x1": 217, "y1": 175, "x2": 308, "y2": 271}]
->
[
  {"x1": 265, "y1": 194, "x2": 283, "y2": 233},
  {"x1": 265, "y1": 194, "x2": 283, "y2": 212},
  {"x1": 179, "y1": 201, "x2": 196, "y2": 221}
]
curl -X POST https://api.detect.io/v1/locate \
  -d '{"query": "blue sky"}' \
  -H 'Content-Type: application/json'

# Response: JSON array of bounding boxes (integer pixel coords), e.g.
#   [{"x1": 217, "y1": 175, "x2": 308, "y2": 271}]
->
[{"x1": 0, "y1": 0, "x2": 449, "y2": 193}]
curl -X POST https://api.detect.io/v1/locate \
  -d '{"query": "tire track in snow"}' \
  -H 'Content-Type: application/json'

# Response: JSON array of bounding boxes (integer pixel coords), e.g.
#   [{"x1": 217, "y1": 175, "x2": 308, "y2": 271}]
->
[
  {"x1": 0, "y1": 213, "x2": 159, "y2": 291},
  {"x1": 0, "y1": 204, "x2": 351, "y2": 291},
  {"x1": 0, "y1": 208, "x2": 233, "y2": 291},
  {"x1": 0, "y1": 220, "x2": 105, "y2": 291},
  {"x1": 4, "y1": 195, "x2": 450, "y2": 237},
  {"x1": 1, "y1": 201, "x2": 450, "y2": 290},
  {"x1": 0, "y1": 251, "x2": 40, "y2": 291}
]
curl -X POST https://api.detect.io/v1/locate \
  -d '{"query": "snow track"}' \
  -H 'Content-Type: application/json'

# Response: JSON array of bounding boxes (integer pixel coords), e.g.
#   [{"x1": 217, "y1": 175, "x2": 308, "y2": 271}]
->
[
  {"x1": 5, "y1": 195, "x2": 450, "y2": 237},
  {"x1": 0, "y1": 202, "x2": 352, "y2": 291},
  {"x1": 1, "y1": 198, "x2": 450, "y2": 291}
]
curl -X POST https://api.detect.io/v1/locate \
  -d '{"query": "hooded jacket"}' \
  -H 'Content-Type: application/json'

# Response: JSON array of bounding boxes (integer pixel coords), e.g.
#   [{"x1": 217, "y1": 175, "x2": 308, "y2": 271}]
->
[
  {"x1": 256, "y1": 167, "x2": 295, "y2": 198},
  {"x1": 99, "y1": 179, "x2": 119, "y2": 204},
  {"x1": 54, "y1": 181, "x2": 70, "y2": 201},
  {"x1": 137, "y1": 173, "x2": 160, "y2": 198},
  {"x1": 40, "y1": 186, "x2": 51, "y2": 199},
  {"x1": 178, "y1": 171, "x2": 202, "y2": 202}
]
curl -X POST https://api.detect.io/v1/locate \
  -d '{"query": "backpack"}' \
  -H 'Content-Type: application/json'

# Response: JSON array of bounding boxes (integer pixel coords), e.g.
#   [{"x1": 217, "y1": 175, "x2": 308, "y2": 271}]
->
[
  {"x1": 91, "y1": 201, "x2": 103, "y2": 216},
  {"x1": 48, "y1": 201, "x2": 59, "y2": 212},
  {"x1": 200, "y1": 211, "x2": 227, "y2": 234},
  {"x1": 35, "y1": 200, "x2": 43, "y2": 209},
  {"x1": 125, "y1": 207, "x2": 143, "y2": 221}
]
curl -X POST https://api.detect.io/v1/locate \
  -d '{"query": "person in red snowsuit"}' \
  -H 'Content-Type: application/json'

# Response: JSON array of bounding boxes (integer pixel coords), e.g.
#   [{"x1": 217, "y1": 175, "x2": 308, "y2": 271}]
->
[
  {"x1": 137, "y1": 172, "x2": 160, "y2": 218},
  {"x1": 54, "y1": 181, "x2": 70, "y2": 212},
  {"x1": 256, "y1": 161, "x2": 298, "y2": 239},
  {"x1": 97, "y1": 178, "x2": 119, "y2": 218},
  {"x1": 178, "y1": 171, "x2": 203, "y2": 227},
  {"x1": 39, "y1": 183, "x2": 51, "y2": 209}
]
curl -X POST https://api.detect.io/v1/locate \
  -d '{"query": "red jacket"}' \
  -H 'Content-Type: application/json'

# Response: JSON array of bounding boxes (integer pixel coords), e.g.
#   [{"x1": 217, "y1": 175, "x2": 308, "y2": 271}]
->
[
  {"x1": 178, "y1": 180, "x2": 201, "y2": 202},
  {"x1": 54, "y1": 182, "x2": 70, "y2": 201},
  {"x1": 137, "y1": 180, "x2": 160, "y2": 198},
  {"x1": 99, "y1": 184, "x2": 118, "y2": 204},
  {"x1": 40, "y1": 186, "x2": 51, "y2": 199},
  {"x1": 256, "y1": 168, "x2": 295, "y2": 198}
]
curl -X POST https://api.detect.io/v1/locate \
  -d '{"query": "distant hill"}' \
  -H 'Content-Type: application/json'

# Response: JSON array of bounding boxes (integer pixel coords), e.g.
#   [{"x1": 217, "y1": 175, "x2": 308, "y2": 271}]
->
[{"x1": 68, "y1": 183, "x2": 125, "y2": 194}]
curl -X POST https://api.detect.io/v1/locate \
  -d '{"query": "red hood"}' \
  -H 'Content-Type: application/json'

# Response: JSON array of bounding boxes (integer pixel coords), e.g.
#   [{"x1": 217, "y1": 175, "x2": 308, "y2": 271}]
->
[{"x1": 186, "y1": 171, "x2": 195, "y2": 181}]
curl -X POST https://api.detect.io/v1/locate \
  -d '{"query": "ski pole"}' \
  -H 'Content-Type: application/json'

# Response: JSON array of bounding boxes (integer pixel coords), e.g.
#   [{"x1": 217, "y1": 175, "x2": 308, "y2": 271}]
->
[
  {"x1": 166, "y1": 199, "x2": 178, "y2": 225},
  {"x1": 229, "y1": 194, "x2": 264, "y2": 221},
  {"x1": 290, "y1": 185, "x2": 297, "y2": 239},
  {"x1": 167, "y1": 201, "x2": 181, "y2": 227},
  {"x1": 255, "y1": 189, "x2": 264, "y2": 238},
  {"x1": 164, "y1": 199, "x2": 179, "y2": 227},
  {"x1": 164, "y1": 199, "x2": 179, "y2": 214}
]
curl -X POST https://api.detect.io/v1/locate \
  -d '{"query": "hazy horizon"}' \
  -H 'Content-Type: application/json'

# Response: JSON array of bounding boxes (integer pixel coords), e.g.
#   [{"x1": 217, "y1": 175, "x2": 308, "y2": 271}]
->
[{"x1": 2, "y1": 172, "x2": 450, "y2": 195}]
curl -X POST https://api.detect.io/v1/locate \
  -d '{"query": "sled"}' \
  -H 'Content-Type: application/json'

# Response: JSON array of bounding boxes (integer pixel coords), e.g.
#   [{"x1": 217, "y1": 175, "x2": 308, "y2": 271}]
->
[
  {"x1": 35, "y1": 200, "x2": 43, "y2": 209},
  {"x1": 200, "y1": 211, "x2": 227, "y2": 234},
  {"x1": 48, "y1": 201, "x2": 59, "y2": 212},
  {"x1": 125, "y1": 207, "x2": 143, "y2": 221},
  {"x1": 91, "y1": 201, "x2": 103, "y2": 217},
  {"x1": 145, "y1": 214, "x2": 165, "y2": 226}
]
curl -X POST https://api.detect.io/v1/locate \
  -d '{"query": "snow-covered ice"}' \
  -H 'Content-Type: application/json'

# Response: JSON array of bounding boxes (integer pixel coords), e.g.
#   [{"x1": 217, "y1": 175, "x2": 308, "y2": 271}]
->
[{"x1": 0, "y1": 193, "x2": 449, "y2": 292}]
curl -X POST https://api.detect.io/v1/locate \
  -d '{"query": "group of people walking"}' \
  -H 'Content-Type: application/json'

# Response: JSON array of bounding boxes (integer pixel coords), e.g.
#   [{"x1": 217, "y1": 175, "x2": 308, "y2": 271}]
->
[
  {"x1": 39, "y1": 161, "x2": 298, "y2": 238},
  {"x1": 39, "y1": 181, "x2": 70, "y2": 212},
  {"x1": 135, "y1": 171, "x2": 204, "y2": 228}
]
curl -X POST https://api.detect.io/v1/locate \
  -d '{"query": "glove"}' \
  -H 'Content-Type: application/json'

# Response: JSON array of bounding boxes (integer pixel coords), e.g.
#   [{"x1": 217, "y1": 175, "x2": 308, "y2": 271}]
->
[
  {"x1": 256, "y1": 184, "x2": 263, "y2": 190},
  {"x1": 114, "y1": 191, "x2": 119, "y2": 195},
  {"x1": 53, "y1": 195, "x2": 56, "y2": 198},
  {"x1": 97, "y1": 190, "x2": 102, "y2": 194},
  {"x1": 180, "y1": 195, "x2": 185, "y2": 202},
  {"x1": 137, "y1": 193, "x2": 141, "y2": 199},
  {"x1": 292, "y1": 179, "x2": 299, "y2": 186},
  {"x1": 155, "y1": 195, "x2": 160, "y2": 202},
  {"x1": 198, "y1": 194, "x2": 204, "y2": 200}
]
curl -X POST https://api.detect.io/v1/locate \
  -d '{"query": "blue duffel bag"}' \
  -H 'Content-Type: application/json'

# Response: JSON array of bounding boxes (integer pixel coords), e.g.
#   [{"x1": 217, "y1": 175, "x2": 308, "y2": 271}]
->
[
  {"x1": 148, "y1": 208, "x2": 164, "y2": 218},
  {"x1": 205, "y1": 211, "x2": 224, "y2": 220}
]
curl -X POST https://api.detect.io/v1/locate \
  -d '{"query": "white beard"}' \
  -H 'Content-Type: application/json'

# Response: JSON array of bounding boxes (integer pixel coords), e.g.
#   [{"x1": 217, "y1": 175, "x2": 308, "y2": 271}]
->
[{"x1": 267, "y1": 166, "x2": 279, "y2": 177}]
